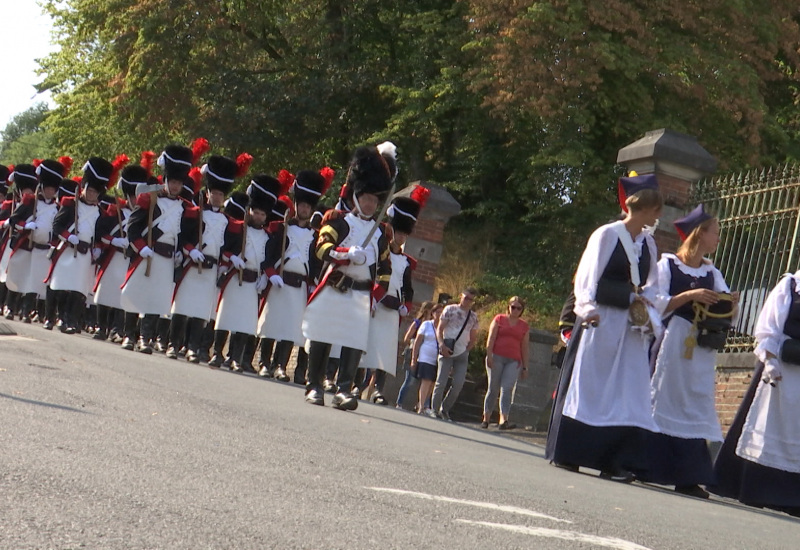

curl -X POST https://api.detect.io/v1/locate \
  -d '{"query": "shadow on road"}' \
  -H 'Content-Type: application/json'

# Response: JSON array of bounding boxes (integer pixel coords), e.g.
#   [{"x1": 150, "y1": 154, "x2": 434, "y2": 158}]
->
[{"x1": 0, "y1": 392, "x2": 91, "y2": 414}]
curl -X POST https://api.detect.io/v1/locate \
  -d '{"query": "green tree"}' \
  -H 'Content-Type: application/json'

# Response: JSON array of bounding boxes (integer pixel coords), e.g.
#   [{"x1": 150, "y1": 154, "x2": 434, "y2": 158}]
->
[{"x1": 0, "y1": 103, "x2": 54, "y2": 164}]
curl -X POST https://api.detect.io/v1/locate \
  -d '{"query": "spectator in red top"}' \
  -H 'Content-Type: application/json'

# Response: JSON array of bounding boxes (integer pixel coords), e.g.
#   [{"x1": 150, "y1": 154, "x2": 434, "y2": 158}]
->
[{"x1": 481, "y1": 296, "x2": 529, "y2": 430}]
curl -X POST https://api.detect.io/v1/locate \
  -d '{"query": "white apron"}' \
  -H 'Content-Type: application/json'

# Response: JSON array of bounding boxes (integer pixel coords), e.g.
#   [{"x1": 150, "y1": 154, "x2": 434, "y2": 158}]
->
[
  {"x1": 49, "y1": 200, "x2": 101, "y2": 296},
  {"x1": 216, "y1": 227, "x2": 268, "y2": 335},
  {"x1": 363, "y1": 252, "x2": 407, "y2": 375}
]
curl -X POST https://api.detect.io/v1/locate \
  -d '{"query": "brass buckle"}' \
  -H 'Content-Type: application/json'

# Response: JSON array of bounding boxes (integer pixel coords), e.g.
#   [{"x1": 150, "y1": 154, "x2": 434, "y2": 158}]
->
[{"x1": 328, "y1": 270, "x2": 348, "y2": 293}]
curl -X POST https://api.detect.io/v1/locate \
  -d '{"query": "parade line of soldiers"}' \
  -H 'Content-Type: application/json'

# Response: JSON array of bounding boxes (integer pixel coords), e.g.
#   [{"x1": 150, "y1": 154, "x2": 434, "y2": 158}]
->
[{"x1": 0, "y1": 140, "x2": 429, "y2": 411}]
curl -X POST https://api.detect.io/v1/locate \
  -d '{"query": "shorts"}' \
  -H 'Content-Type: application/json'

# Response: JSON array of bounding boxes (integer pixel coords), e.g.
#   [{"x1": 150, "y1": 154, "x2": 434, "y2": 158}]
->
[{"x1": 415, "y1": 361, "x2": 437, "y2": 381}]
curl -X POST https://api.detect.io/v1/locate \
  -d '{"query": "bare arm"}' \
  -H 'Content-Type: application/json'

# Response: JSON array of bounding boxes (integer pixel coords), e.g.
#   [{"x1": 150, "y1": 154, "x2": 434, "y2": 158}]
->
[
  {"x1": 411, "y1": 327, "x2": 425, "y2": 370},
  {"x1": 402, "y1": 321, "x2": 418, "y2": 347},
  {"x1": 437, "y1": 314, "x2": 451, "y2": 357}
]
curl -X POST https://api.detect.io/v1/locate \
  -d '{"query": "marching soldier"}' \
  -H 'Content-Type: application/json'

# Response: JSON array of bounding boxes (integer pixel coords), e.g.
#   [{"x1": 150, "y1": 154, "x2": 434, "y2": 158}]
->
[
  {"x1": 1, "y1": 164, "x2": 38, "y2": 318},
  {"x1": 5, "y1": 158, "x2": 70, "y2": 323},
  {"x1": 0, "y1": 165, "x2": 12, "y2": 310},
  {"x1": 169, "y1": 153, "x2": 252, "y2": 361},
  {"x1": 362, "y1": 184, "x2": 429, "y2": 404},
  {"x1": 301, "y1": 146, "x2": 394, "y2": 409},
  {"x1": 212, "y1": 175, "x2": 272, "y2": 372},
  {"x1": 47, "y1": 157, "x2": 115, "y2": 334},
  {"x1": 256, "y1": 168, "x2": 332, "y2": 380},
  {"x1": 120, "y1": 144, "x2": 200, "y2": 353},
  {"x1": 93, "y1": 153, "x2": 154, "y2": 340}
]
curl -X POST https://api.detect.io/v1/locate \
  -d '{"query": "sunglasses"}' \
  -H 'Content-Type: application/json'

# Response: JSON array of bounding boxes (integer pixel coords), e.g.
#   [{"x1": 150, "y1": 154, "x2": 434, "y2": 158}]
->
[{"x1": 509, "y1": 304, "x2": 523, "y2": 310}]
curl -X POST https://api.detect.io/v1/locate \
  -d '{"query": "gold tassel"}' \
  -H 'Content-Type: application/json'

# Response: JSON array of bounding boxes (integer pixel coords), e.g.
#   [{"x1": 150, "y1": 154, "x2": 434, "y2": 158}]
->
[{"x1": 684, "y1": 331, "x2": 697, "y2": 359}]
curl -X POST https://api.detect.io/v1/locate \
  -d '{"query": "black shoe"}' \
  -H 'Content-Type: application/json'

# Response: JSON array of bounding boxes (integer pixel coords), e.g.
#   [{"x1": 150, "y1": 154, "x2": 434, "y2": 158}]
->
[
  {"x1": 274, "y1": 367, "x2": 290, "y2": 382},
  {"x1": 165, "y1": 346, "x2": 178, "y2": 359},
  {"x1": 230, "y1": 361, "x2": 243, "y2": 373},
  {"x1": 153, "y1": 341, "x2": 167, "y2": 354},
  {"x1": 43, "y1": 320, "x2": 54, "y2": 331},
  {"x1": 185, "y1": 350, "x2": 200, "y2": 364},
  {"x1": 121, "y1": 337, "x2": 135, "y2": 351},
  {"x1": 599, "y1": 469, "x2": 635, "y2": 483},
  {"x1": 480, "y1": 421, "x2": 489, "y2": 429},
  {"x1": 135, "y1": 339, "x2": 153, "y2": 354},
  {"x1": 498, "y1": 421, "x2": 516, "y2": 431},
  {"x1": 675, "y1": 485, "x2": 710, "y2": 499},
  {"x1": 197, "y1": 351, "x2": 210, "y2": 363},
  {"x1": 305, "y1": 389, "x2": 325, "y2": 406},
  {"x1": 22, "y1": 316, "x2": 31, "y2": 324},
  {"x1": 178, "y1": 346, "x2": 187, "y2": 357},
  {"x1": 372, "y1": 392, "x2": 388, "y2": 405},
  {"x1": 332, "y1": 392, "x2": 358, "y2": 411},
  {"x1": 439, "y1": 409, "x2": 452, "y2": 422},
  {"x1": 64, "y1": 326, "x2": 76, "y2": 335},
  {"x1": 208, "y1": 354, "x2": 223, "y2": 368},
  {"x1": 109, "y1": 332, "x2": 123, "y2": 344},
  {"x1": 323, "y1": 379, "x2": 337, "y2": 393},
  {"x1": 552, "y1": 462, "x2": 580, "y2": 473},
  {"x1": 222, "y1": 357, "x2": 233, "y2": 370},
  {"x1": 350, "y1": 387, "x2": 362, "y2": 400},
  {"x1": 93, "y1": 331, "x2": 108, "y2": 341}
]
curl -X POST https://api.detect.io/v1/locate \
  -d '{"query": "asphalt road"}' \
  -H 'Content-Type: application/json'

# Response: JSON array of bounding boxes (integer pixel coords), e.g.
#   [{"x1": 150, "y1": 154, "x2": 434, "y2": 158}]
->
[{"x1": 1, "y1": 321, "x2": 798, "y2": 549}]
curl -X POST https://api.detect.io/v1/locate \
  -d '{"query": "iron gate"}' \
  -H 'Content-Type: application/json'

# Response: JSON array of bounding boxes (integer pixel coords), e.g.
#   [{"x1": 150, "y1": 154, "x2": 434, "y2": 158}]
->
[{"x1": 692, "y1": 164, "x2": 800, "y2": 352}]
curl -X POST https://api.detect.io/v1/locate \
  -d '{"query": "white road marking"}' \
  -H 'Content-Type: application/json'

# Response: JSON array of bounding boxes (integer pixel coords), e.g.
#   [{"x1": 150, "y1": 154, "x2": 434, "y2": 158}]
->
[
  {"x1": 366, "y1": 486, "x2": 571, "y2": 524},
  {"x1": 456, "y1": 520, "x2": 653, "y2": 550}
]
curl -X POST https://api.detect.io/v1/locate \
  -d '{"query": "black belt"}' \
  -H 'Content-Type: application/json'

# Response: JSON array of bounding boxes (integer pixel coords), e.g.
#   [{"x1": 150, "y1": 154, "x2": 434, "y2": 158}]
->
[
  {"x1": 380, "y1": 295, "x2": 402, "y2": 310},
  {"x1": 33, "y1": 242, "x2": 50, "y2": 250},
  {"x1": 73, "y1": 241, "x2": 91, "y2": 254},
  {"x1": 326, "y1": 270, "x2": 372, "y2": 292},
  {"x1": 152, "y1": 242, "x2": 174, "y2": 258},
  {"x1": 199, "y1": 256, "x2": 218, "y2": 269},
  {"x1": 283, "y1": 271, "x2": 306, "y2": 288},
  {"x1": 241, "y1": 268, "x2": 258, "y2": 283}
]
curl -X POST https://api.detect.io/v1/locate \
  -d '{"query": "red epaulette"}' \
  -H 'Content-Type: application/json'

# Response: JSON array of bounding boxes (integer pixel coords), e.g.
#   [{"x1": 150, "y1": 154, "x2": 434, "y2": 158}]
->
[
  {"x1": 183, "y1": 203, "x2": 200, "y2": 219},
  {"x1": 21, "y1": 194, "x2": 36, "y2": 207},
  {"x1": 59, "y1": 196, "x2": 76, "y2": 208},
  {"x1": 267, "y1": 220, "x2": 284, "y2": 234},
  {"x1": 105, "y1": 204, "x2": 119, "y2": 217},
  {"x1": 134, "y1": 192, "x2": 152, "y2": 210},
  {"x1": 404, "y1": 253, "x2": 418, "y2": 271}
]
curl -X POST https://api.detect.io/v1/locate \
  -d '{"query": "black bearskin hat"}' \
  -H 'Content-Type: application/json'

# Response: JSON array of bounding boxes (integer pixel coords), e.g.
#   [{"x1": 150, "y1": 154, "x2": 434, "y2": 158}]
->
[
  {"x1": 82, "y1": 157, "x2": 114, "y2": 193},
  {"x1": 203, "y1": 155, "x2": 237, "y2": 195},
  {"x1": 157, "y1": 144, "x2": 193, "y2": 180},
  {"x1": 10, "y1": 164, "x2": 38, "y2": 192},
  {"x1": 247, "y1": 174, "x2": 281, "y2": 214},
  {"x1": 224, "y1": 191, "x2": 250, "y2": 221},
  {"x1": 346, "y1": 146, "x2": 393, "y2": 200},
  {"x1": 36, "y1": 159, "x2": 66, "y2": 189},
  {"x1": 118, "y1": 165, "x2": 149, "y2": 198}
]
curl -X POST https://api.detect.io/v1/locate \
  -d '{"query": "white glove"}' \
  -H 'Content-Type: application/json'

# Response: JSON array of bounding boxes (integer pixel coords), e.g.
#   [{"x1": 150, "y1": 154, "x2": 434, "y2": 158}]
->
[
  {"x1": 189, "y1": 248, "x2": 205, "y2": 263},
  {"x1": 67, "y1": 234, "x2": 80, "y2": 246},
  {"x1": 92, "y1": 247, "x2": 102, "y2": 261},
  {"x1": 269, "y1": 274, "x2": 284, "y2": 288},
  {"x1": 398, "y1": 305, "x2": 409, "y2": 317},
  {"x1": 25, "y1": 221, "x2": 37, "y2": 231},
  {"x1": 139, "y1": 245, "x2": 154, "y2": 259},
  {"x1": 762, "y1": 357, "x2": 783, "y2": 386},
  {"x1": 256, "y1": 273, "x2": 268, "y2": 292},
  {"x1": 111, "y1": 237, "x2": 128, "y2": 249},
  {"x1": 0, "y1": 219, "x2": 8, "y2": 229},
  {"x1": 229, "y1": 254, "x2": 246, "y2": 270},
  {"x1": 348, "y1": 246, "x2": 367, "y2": 266}
]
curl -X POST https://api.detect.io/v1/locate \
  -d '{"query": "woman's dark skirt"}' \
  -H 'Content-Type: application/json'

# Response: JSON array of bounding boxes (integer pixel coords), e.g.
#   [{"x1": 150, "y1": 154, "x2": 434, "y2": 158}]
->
[
  {"x1": 545, "y1": 321, "x2": 649, "y2": 474},
  {"x1": 709, "y1": 361, "x2": 800, "y2": 510},
  {"x1": 638, "y1": 432, "x2": 715, "y2": 486}
]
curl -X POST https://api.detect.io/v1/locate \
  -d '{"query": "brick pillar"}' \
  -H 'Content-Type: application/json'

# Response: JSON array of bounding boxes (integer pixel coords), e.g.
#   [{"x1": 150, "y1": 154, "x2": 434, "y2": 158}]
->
[
  {"x1": 617, "y1": 128, "x2": 717, "y2": 254},
  {"x1": 394, "y1": 182, "x2": 461, "y2": 305}
]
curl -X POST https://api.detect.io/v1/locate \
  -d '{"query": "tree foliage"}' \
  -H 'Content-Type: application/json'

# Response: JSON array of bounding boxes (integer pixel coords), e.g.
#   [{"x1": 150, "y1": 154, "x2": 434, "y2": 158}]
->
[
  {"x1": 33, "y1": 0, "x2": 800, "y2": 323},
  {"x1": 0, "y1": 103, "x2": 54, "y2": 165}
]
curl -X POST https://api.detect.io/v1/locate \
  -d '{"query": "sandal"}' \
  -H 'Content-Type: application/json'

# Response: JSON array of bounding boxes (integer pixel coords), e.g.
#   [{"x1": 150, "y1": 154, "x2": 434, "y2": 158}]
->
[{"x1": 498, "y1": 421, "x2": 516, "y2": 430}]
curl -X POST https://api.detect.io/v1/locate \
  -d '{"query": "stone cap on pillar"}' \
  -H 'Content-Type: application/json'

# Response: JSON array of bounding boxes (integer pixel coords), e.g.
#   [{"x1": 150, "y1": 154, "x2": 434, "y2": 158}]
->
[
  {"x1": 617, "y1": 128, "x2": 717, "y2": 182},
  {"x1": 393, "y1": 181, "x2": 461, "y2": 223}
]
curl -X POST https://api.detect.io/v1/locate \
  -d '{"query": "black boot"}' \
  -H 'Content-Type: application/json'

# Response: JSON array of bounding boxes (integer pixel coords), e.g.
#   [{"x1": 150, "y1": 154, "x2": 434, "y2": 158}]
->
[
  {"x1": 332, "y1": 347, "x2": 361, "y2": 411},
  {"x1": 208, "y1": 330, "x2": 228, "y2": 368},
  {"x1": 136, "y1": 314, "x2": 158, "y2": 354},
  {"x1": 64, "y1": 292, "x2": 85, "y2": 334},
  {"x1": 257, "y1": 337, "x2": 275, "y2": 377},
  {"x1": 121, "y1": 311, "x2": 139, "y2": 350},
  {"x1": 109, "y1": 308, "x2": 124, "y2": 342},
  {"x1": 272, "y1": 340, "x2": 293, "y2": 381},
  {"x1": 35, "y1": 298, "x2": 46, "y2": 323},
  {"x1": 4, "y1": 290, "x2": 19, "y2": 319},
  {"x1": 154, "y1": 317, "x2": 170, "y2": 353},
  {"x1": 372, "y1": 370, "x2": 388, "y2": 404},
  {"x1": 294, "y1": 348, "x2": 308, "y2": 385},
  {"x1": 241, "y1": 335, "x2": 257, "y2": 372},
  {"x1": 305, "y1": 341, "x2": 330, "y2": 405},
  {"x1": 20, "y1": 293, "x2": 36, "y2": 323},
  {"x1": 167, "y1": 314, "x2": 188, "y2": 359},
  {"x1": 43, "y1": 288, "x2": 57, "y2": 330},
  {"x1": 199, "y1": 322, "x2": 215, "y2": 363},
  {"x1": 185, "y1": 317, "x2": 205, "y2": 363},
  {"x1": 228, "y1": 332, "x2": 247, "y2": 373},
  {"x1": 94, "y1": 304, "x2": 111, "y2": 340}
]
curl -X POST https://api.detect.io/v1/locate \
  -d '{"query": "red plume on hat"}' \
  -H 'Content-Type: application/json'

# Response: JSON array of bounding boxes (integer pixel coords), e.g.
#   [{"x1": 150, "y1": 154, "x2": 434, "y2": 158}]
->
[
  {"x1": 188, "y1": 167, "x2": 203, "y2": 194},
  {"x1": 319, "y1": 166, "x2": 335, "y2": 195},
  {"x1": 140, "y1": 151, "x2": 156, "y2": 177},
  {"x1": 410, "y1": 185, "x2": 431, "y2": 208},
  {"x1": 71, "y1": 175, "x2": 81, "y2": 184},
  {"x1": 191, "y1": 138, "x2": 210, "y2": 165},
  {"x1": 277, "y1": 169, "x2": 295, "y2": 195},
  {"x1": 339, "y1": 182, "x2": 349, "y2": 198},
  {"x1": 235, "y1": 153, "x2": 254, "y2": 178},
  {"x1": 278, "y1": 194, "x2": 295, "y2": 217},
  {"x1": 109, "y1": 154, "x2": 130, "y2": 189},
  {"x1": 58, "y1": 156, "x2": 74, "y2": 176},
  {"x1": 32, "y1": 159, "x2": 42, "y2": 168}
]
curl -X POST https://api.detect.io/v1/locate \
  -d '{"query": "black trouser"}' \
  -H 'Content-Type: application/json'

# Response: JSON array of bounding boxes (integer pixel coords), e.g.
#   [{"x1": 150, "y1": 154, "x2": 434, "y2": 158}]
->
[
  {"x1": 5, "y1": 290, "x2": 20, "y2": 315},
  {"x1": 242, "y1": 335, "x2": 257, "y2": 367},
  {"x1": 169, "y1": 314, "x2": 188, "y2": 348},
  {"x1": 306, "y1": 341, "x2": 331, "y2": 392},
  {"x1": 96, "y1": 304, "x2": 113, "y2": 335},
  {"x1": 123, "y1": 311, "x2": 140, "y2": 340},
  {"x1": 66, "y1": 291, "x2": 85, "y2": 330},
  {"x1": 294, "y1": 348, "x2": 308, "y2": 384},
  {"x1": 273, "y1": 340, "x2": 294, "y2": 370},
  {"x1": 110, "y1": 308, "x2": 124, "y2": 335},
  {"x1": 336, "y1": 347, "x2": 364, "y2": 394},
  {"x1": 228, "y1": 332, "x2": 248, "y2": 364},
  {"x1": 0, "y1": 282, "x2": 6, "y2": 309},
  {"x1": 200, "y1": 322, "x2": 216, "y2": 357},
  {"x1": 374, "y1": 369, "x2": 387, "y2": 393},
  {"x1": 212, "y1": 329, "x2": 228, "y2": 358},
  {"x1": 185, "y1": 317, "x2": 205, "y2": 352},
  {"x1": 21, "y1": 292, "x2": 37, "y2": 318},
  {"x1": 45, "y1": 287, "x2": 58, "y2": 324},
  {"x1": 156, "y1": 317, "x2": 170, "y2": 344},
  {"x1": 140, "y1": 314, "x2": 158, "y2": 341}
]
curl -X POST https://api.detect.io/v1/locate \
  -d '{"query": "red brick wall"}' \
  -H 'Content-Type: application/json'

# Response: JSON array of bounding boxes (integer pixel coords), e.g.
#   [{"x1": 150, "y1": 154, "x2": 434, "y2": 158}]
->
[
  {"x1": 413, "y1": 259, "x2": 438, "y2": 286},
  {"x1": 413, "y1": 219, "x2": 445, "y2": 242},
  {"x1": 658, "y1": 174, "x2": 692, "y2": 208},
  {"x1": 654, "y1": 228, "x2": 681, "y2": 255},
  {"x1": 715, "y1": 368, "x2": 752, "y2": 434}
]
